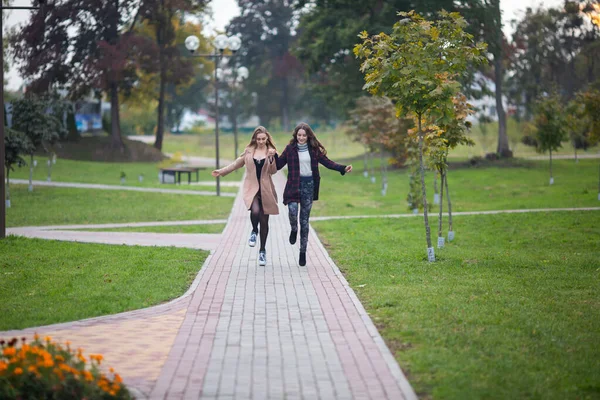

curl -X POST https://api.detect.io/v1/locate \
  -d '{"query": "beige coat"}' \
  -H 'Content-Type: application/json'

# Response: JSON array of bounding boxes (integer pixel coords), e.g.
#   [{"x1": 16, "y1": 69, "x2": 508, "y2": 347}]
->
[{"x1": 217, "y1": 147, "x2": 279, "y2": 215}]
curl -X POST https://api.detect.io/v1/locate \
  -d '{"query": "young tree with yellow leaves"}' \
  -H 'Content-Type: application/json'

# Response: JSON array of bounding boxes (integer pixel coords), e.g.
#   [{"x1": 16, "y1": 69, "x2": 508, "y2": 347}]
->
[{"x1": 355, "y1": 10, "x2": 487, "y2": 261}]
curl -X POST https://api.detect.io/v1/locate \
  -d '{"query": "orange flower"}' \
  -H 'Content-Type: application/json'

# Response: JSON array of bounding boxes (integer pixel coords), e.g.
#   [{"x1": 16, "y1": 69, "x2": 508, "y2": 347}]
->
[
  {"x1": 33, "y1": 333, "x2": 40, "y2": 341},
  {"x1": 14, "y1": 367, "x2": 23, "y2": 375},
  {"x1": 44, "y1": 336, "x2": 52, "y2": 343},
  {"x1": 42, "y1": 358, "x2": 54, "y2": 368},
  {"x1": 114, "y1": 373, "x2": 123, "y2": 384},
  {"x1": 83, "y1": 370, "x2": 94, "y2": 382},
  {"x1": 0, "y1": 361, "x2": 7, "y2": 373},
  {"x1": 3, "y1": 347, "x2": 16, "y2": 357}
]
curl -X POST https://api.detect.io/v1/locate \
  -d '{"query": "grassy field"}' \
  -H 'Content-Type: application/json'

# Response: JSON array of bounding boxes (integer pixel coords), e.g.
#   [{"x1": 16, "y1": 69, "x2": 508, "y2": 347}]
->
[
  {"x1": 457, "y1": 118, "x2": 600, "y2": 159},
  {"x1": 80, "y1": 223, "x2": 226, "y2": 234},
  {"x1": 157, "y1": 124, "x2": 599, "y2": 161},
  {"x1": 313, "y1": 158, "x2": 600, "y2": 217},
  {"x1": 159, "y1": 130, "x2": 366, "y2": 161},
  {"x1": 313, "y1": 211, "x2": 600, "y2": 400},
  {"x1": 6, "y1": 186, "x2": 234, "y2": 227},
  {"x1": 8, "y1": 157, "x2": 241, "y2": 193},
  {"x1": 0, "y1": 236, "x2": 208, "y2": 330}
]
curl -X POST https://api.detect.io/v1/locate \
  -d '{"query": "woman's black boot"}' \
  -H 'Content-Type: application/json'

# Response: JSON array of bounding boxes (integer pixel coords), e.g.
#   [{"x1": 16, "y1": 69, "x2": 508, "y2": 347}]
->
[{"x1": 299, "y1": 251, "x2": 306, "y2": 266}]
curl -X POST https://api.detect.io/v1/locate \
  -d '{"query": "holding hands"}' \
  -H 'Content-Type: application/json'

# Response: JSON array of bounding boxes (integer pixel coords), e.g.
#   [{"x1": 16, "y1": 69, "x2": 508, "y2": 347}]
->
[
  {"x1": 211, "y1": 170, "x2": 220, "y2": 177},
  {"x1": 267, "y1": 148, "x2": 277, "y2": 157},
  {"x1": 345, "y1": 165, "x2": 353, "y2": 173}
]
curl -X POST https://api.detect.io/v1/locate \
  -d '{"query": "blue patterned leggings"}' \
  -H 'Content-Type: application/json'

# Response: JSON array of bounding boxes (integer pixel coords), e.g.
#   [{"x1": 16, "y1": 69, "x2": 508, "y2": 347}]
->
[{"x1": 288, "y1": 178, "x2": 314, "y2": 253}]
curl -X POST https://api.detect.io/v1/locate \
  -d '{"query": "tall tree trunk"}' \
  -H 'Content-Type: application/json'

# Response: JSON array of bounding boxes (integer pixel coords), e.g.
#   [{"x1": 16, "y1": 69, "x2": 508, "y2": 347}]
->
[
  {"x1": 437, "y1": 169, "x2": 445, "y2": 248},
  {"x1": 418, "y1": 114, "x2": 434, "y2": 261},
  {"x1": 109, "y1": 80, "x2": 124, "y2": 150},
  {"x1": 492, "y1": 0, "x2": 510, "y2": 158},
  {"x1": 155, "y1": 62, "x2": 167, "y2": 150},
  {"x1": 446, "y1": 168, "x2": 454, "y2": 240},
  {"x1": 108, "y1": 0, "x2": 124, "y2": 151},
  {"x1": 494, "y1": 56, "x2": 510, "y2": 157},
  {"x1": 281, "y1": 76, "x2": 289, "y2": 131}
]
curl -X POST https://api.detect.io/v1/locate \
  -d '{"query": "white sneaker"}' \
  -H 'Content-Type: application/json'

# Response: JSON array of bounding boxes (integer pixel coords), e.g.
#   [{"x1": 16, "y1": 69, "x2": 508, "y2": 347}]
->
[
  {"x1": 248, "y1": 231, "x2": 257, "y2": 247},
  {"x1": 258, "y1": 251, "x2": 266, "y2": 266}
]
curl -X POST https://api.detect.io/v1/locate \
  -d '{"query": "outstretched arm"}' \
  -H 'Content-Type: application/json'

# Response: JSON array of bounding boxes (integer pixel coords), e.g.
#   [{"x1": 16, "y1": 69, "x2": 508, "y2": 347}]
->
[
  {"x1": 212, "y1": 153, "x2": 245, "y2": 177},
  {"x1": 318, "y1": 153, "x2": 352, "y2": 175}
]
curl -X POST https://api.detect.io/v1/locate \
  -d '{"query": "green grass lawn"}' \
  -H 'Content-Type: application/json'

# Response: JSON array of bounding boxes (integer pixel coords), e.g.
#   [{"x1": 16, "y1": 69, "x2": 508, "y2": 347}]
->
[
  {"x1": 79, "y1": 223, "x2": 226, "y2": 234},
  {"x1": 313, "y1": 159, "x2": 600, "y2": 217},
  {"x1": 6, "y1": 186, "x2": 234, "y2": 227},
  {"x1": 313, "y1": 211, "x2": 600, "y2": 400},
  {"x1": 8, "y1": 157, "x2": 241, "y2": 193},
  {"x1": 0, "y1": 236, "x2": 208, "y2": 330},
  {"x1": 160, "y1": 130, "x2": 366, "y2": 161},
  {"x1": 158, "y1": 127, "x2": 600, "y2": 161}
]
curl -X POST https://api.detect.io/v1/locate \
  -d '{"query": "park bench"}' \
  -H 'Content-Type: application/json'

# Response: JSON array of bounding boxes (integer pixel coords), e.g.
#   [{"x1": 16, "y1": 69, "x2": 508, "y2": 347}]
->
[{"x1": 159, "y1": 166, "x2": 205, "y2": 184}]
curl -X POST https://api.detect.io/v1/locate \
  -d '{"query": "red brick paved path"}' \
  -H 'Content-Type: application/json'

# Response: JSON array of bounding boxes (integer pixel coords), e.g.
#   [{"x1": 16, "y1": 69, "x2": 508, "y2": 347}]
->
[{"x1": 1, "y1": 172, "x2": 417, "y2": 400}]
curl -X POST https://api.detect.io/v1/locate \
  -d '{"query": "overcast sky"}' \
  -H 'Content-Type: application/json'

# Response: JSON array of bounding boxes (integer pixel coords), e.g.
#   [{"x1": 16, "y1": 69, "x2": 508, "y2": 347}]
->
[{"x1": 4, "y1": 0, "x2": 563, "y2": 90}]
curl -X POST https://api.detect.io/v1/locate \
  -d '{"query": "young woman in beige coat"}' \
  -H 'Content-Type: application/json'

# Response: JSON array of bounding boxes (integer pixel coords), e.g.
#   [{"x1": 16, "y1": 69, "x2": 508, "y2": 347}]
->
[{"x1": 212, "y1": 126, "x2": 279, "y2": 266}]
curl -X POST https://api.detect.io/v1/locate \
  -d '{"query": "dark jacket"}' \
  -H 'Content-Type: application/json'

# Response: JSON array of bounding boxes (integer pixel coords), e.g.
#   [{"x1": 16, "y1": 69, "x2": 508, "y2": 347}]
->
[{"x1": 276, "y1": 143, "x2": 346, "y2": 205}]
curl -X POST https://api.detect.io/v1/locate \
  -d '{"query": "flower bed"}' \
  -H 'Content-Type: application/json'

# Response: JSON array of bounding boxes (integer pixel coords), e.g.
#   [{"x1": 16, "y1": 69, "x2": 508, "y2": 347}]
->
[{"x1": 0, "y1": 335, "x2": 133, "y2": 399}]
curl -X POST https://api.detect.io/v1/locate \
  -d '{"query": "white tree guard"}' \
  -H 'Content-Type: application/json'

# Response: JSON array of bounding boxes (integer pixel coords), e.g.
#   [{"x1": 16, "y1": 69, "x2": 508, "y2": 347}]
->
[{"x1": 427, "y1": 247, "x2": 435, "y2": 262}]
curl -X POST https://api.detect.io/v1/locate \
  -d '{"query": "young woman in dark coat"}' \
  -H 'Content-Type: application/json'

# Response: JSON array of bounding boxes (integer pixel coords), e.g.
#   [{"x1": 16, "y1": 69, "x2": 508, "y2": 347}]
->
[{"x1": 275, "y1": 122, "x2": 352, "y2": 266}]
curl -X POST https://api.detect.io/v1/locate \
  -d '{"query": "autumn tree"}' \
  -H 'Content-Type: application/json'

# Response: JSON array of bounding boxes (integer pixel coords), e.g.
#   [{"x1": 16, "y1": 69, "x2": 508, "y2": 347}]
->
[
  {"x1": 11, "y1": 0, "x2": 143, "y2": 150},
  {"x1": 135, "y1": 1, "x2": 207, "y2": 150},
  {"x1": 347, "y1": 96, "x2": 409, "y2": 195},
  {"x1": 355, "y1": 10, "x2": 487, "y2": 262}
]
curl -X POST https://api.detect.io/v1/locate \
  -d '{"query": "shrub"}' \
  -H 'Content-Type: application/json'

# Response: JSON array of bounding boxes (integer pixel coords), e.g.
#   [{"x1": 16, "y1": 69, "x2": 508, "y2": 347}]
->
[{"x1": 0, "y1": 335, "x2": 133, "y2": 399}]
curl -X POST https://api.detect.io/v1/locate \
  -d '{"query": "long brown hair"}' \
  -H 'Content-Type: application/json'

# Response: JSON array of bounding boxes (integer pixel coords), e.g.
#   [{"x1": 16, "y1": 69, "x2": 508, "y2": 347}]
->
[
  {"x1": 289, "y1": 122, "x2": 327, "y2": 156},
  {"x1": 247, "y1": 125, "x2": 277, "y2": 151}
]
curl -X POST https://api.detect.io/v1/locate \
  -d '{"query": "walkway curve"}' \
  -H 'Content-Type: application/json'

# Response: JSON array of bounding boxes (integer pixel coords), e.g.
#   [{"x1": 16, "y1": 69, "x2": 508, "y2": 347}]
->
[
  {"x1": 9, "y1": 179, "x2": 237, "y2": 197},
  {"x1": 1, "y1": 173, "x2": 418, "y2": 400}
]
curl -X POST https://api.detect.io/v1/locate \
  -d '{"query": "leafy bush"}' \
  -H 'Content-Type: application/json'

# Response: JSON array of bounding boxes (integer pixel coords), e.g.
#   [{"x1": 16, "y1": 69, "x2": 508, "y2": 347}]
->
[{"x1": 0, "y1": 335, "x2": 133, "y2": 399}]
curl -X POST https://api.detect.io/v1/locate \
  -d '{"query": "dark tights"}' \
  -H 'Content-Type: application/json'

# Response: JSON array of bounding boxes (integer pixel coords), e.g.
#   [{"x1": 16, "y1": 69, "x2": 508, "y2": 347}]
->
[{"x1": 250, "y1": 194, "x2": 270, "y2": 252}]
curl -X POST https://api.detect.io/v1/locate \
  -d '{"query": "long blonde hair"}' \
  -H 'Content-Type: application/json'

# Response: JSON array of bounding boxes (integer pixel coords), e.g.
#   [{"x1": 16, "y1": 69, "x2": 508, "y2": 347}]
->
[{"x1": 247, "y1": 125, "x2": 277, "y2": 151}]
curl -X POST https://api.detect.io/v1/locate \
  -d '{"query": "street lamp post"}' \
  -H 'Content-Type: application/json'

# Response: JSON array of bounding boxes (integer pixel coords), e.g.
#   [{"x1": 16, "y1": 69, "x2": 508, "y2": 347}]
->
[
  {"x1": 1, "y1": 1, "x2": 47, "y2": 239},
  {"x1": 185, "y1": 33, "x2": 241, "y2": 197}
]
